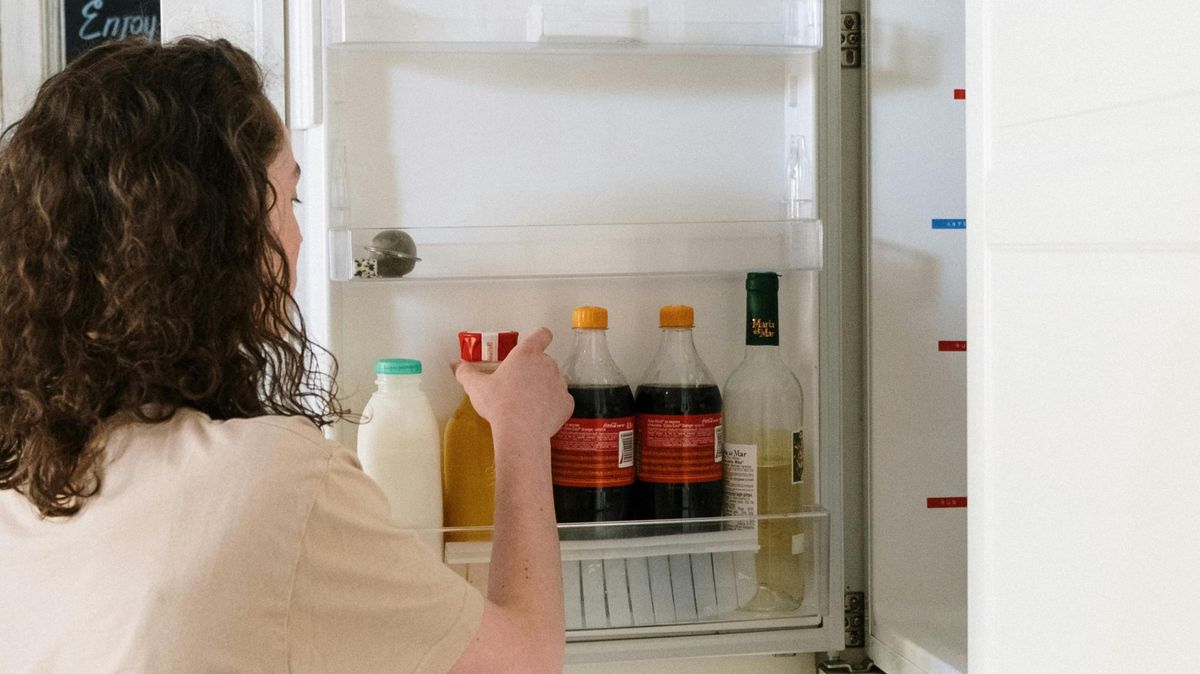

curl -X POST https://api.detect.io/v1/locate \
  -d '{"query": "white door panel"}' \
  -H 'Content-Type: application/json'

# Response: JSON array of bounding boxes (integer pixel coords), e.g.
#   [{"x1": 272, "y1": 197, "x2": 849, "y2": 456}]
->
[
  {"x1": 990, "y1": 2, "x2": 1200, "y2": 128},
  {"x1": 969, "y1": 0, "x2": 1200, "y2": 671},
  {"x1": 981, "y1": 1, "x2": 1200, "y2": 246},
  {"x1": 987, "y1": 92, "x2": 1200, "y2": 246}
]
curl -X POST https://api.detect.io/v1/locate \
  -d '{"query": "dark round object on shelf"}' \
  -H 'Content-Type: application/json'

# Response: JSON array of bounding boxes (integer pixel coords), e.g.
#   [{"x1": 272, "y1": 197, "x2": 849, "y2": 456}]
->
[{"x1": 367, "y1": 230, "x2": 420, "y2": 278}]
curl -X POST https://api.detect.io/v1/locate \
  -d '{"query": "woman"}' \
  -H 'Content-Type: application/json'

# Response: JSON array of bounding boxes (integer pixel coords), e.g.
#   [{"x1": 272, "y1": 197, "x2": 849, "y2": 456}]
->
[{"x1": 0, "y1": 38, "x2": 571, "y2": 672}]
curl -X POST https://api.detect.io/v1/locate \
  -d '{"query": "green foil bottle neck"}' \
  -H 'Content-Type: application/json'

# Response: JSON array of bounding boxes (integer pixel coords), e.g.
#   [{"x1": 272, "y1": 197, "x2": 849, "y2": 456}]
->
[{"x1": 746, "y1": 288, "x2": 779, "y2": 346}]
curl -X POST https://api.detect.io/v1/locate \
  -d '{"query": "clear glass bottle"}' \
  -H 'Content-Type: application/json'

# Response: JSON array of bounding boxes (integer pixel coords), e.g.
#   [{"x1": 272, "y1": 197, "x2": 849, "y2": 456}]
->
[
  {"x1": 552, "y1": 306, "x2": 635, "y2": 529},
  {"x1": 634, "y1": 305, "x2": 724, "y2": 522},
  {"x1": 723, "y1": 272, "x2": 810, "y2": 612}
]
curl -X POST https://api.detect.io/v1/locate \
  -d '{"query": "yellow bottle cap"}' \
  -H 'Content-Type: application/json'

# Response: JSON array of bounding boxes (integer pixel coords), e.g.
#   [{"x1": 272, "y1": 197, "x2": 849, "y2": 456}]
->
[
  {"x1": 572, "y1": 306, "x2": 608, "y2": 330},
  {"x1": 659, "y1": 305, "x2": 695, "y2": 329}
]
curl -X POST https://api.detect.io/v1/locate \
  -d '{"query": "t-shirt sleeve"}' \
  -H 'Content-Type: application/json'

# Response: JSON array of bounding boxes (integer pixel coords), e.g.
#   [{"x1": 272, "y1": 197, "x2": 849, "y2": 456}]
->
[{"x1": 286, "y1": 444, "x2": 484, "y2": 674}]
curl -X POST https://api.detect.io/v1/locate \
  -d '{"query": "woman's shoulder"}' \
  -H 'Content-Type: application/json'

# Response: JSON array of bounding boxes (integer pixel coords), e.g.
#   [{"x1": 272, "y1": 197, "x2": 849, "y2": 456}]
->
[
  {"x1": 104, "y1": 407, "x2": 348, "y2": 491},
  {"x1": 90, "y1": 408, "x2": 362, "y2": 554},
  {"x1": 216, "y1": 412, "x2": 336, "y2": 454}
]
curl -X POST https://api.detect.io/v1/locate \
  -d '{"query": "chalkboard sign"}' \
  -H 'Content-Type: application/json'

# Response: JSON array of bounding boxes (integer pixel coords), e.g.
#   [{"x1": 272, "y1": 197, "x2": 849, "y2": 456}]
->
[{"x1": 63, "y1": 0, "x2": 161, "y2": 64}]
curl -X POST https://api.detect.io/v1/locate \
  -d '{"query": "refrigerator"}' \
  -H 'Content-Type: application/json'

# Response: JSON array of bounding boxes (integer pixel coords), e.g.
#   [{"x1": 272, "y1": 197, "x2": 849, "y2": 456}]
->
[{"x1": 0, "y1": 1, "x2": 973, "y2": 672}]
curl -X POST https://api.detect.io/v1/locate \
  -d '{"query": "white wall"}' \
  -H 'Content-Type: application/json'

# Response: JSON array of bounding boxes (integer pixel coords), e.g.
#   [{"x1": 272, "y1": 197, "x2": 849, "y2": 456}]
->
[
  {"x1": 159, "y1": 0, "x2": 286, "y2": 116},
  {"x1": 0, "y1": 1, "x2": 52, "y2": 128}
]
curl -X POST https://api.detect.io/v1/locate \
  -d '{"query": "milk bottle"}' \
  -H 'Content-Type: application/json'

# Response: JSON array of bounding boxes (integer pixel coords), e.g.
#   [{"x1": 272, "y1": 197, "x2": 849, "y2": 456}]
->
[{"x1": 357, "y1": 358, "x2": 442, "y2": 551}]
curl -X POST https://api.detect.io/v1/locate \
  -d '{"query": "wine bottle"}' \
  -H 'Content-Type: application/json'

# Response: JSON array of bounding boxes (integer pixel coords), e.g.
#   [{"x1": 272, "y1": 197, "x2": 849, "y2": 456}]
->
[{"x1": 723, "y1": 273, "x2": 811, "y2": 612}]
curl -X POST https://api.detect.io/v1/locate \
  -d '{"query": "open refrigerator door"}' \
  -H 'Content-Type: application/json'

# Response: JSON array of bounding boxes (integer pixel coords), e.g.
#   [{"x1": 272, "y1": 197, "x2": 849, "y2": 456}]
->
[{"x1": 867, "y1": 1, "x2": 967, "y2": 673}]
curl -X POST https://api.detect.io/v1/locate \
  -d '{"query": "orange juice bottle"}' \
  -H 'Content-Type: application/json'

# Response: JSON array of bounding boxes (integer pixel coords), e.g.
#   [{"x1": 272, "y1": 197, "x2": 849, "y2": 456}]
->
[{"x1": 443, "y1": 330, "x2": 519, "y2": 541}]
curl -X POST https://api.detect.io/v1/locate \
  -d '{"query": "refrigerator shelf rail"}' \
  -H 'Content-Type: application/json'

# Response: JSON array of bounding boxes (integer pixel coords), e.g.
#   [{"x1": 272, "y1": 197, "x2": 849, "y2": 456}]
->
[
  {"x1": 420, "y1": 509, "x2": 830, "y2": 635},
  {"x1": 328, "y1": 0, "x2": 824, "y2": 54},
  {"x1": 329, "y1": 219, "x2": 823, "y2": 281}
]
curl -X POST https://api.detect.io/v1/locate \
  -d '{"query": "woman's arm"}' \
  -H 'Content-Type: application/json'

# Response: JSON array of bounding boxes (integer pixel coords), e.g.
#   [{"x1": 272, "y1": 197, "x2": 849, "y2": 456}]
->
[{"x1": 449, "y1": 328, "x2": 573, "y2": 673}]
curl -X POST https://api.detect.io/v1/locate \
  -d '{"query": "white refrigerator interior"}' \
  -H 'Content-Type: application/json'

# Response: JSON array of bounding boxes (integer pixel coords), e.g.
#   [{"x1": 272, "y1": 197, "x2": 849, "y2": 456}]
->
[{"x1": 312, "y1": 0, "x2": 843, "y2": 664}]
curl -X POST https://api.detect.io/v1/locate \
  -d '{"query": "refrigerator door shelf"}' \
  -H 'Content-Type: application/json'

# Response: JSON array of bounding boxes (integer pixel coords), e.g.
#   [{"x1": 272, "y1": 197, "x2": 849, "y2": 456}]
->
[
  {"x1": 329, "y1": 219, "x2": 822, "y2": 281},
  {"x1": 426, "y1": 509, "x2": 829, "y2": 635},
  {"x1": 328, "y1": 0, "x2": 823, "y2": 54}
]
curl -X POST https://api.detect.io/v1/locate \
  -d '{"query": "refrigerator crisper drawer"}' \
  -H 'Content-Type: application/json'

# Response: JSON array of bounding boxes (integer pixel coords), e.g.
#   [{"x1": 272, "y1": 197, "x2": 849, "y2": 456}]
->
[
  {"x1": 328, "y1": 220, "x2": 822, "y2": 280},
  {"x1": 328, "y1": 0, "x2": 824, "y2": 53},
  {"x1": 423, "y1": 510, "x2": 829, "y2": 637}
]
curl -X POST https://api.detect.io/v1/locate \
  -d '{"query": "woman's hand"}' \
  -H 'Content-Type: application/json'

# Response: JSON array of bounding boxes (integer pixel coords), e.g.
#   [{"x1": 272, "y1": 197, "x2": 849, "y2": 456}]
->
[
  {"x1": 450, "y1": 328, "x2": 570, "y2": 672},
  {"x1": 454, "y1": 327, "x2": 574, "y2": 444}
]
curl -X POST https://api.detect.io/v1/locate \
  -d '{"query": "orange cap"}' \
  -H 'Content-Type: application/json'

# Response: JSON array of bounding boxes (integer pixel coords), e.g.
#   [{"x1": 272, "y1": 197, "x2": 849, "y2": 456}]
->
[
  {"x1": 659, "y1": 305, "x2": 694, "y2": 329},
  {"x1": 572, "y1": 306, "x2": 608, "y2": 329}
]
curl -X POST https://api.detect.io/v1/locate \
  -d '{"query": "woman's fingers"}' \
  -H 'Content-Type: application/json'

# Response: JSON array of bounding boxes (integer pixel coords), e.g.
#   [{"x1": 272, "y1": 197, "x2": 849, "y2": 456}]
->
[
  {"x1": 453, "y1": 327, "x2": 573, "y2": 438},
  {"x1": 454, "y1": 360, "x2": 487, "y2": 396},
  {"x1": 513, "y1": 327, "x2": 553, "y2": 356}
]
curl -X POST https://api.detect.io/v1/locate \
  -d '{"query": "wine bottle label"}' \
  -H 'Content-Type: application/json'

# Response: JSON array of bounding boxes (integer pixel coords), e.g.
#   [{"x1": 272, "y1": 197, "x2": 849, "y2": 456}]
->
[
  {"x1": 792, "y1": 428, "x2": 804, "y2": 484},
  {"x1": 746, "y1": 292, "x2": 779, "y2": 346},
  {"x1": 550, "y1": 417, "x2": 635, "y2": 487},
  {"x1": 635, "y1": 413, "x2": 724, "y2": 483},
  {"x1": 722, "y1": 443, "x2": 757, "y2": 522}
]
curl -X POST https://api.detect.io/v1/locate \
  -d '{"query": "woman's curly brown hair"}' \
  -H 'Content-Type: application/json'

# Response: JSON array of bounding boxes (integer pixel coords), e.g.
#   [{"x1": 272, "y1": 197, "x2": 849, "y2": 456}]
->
[{"x1": 0, "y1": 38, "x2": 345, "y2": 518}]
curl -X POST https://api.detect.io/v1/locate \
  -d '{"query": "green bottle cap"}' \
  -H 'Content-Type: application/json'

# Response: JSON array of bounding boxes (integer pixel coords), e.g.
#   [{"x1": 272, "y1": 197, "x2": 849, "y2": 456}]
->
[
  {"x1": 746, "y1": 272, "x2": 780, "y2": 292},
  {"x1": 375, "y1": 358, "x2": 422, "y2": 375}
]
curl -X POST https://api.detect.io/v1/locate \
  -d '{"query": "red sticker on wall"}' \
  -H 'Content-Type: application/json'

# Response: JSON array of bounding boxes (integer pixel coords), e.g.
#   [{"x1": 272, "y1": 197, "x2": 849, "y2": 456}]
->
[
  {"x1": 954, "y1": 88, "x2": 966, "y2": 100},
  {"x1": 927, "y1": 497, "x2": 968, "y2": 508},
  {"x1": 938, "y1": 340, "x2": 967, "y2": 352}
]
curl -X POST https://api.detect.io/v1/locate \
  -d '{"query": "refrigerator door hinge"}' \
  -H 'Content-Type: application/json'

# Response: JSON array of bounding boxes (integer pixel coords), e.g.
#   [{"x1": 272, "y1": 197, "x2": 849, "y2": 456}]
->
[
  {"x1": 840, "y1": 11, "x2": 862, "y2": 68},
  {"x1": 819, "y1": 593, "x2": 875, "y2": 672},
  {"x1": 844, "y1": 590, "x2": 866, "y2": 648},
  {"x1": 818, "y1": 657, "x2": 880, "y2": 673}
]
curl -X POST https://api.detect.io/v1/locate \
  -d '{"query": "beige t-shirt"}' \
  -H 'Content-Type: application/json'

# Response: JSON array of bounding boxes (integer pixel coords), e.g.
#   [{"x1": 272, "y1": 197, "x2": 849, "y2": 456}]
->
[{"x1": 0, "y1": 408, "x2": 484, "y2": 673}]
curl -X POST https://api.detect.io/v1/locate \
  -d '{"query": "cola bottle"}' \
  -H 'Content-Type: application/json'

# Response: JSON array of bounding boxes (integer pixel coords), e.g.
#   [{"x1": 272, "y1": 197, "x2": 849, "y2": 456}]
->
[
  {"x1": 551, "y1": 306, "x2": 635, "y2": 532},
  {"x1": 634, "y1": 305, "x2": 724, "y2": 523}
]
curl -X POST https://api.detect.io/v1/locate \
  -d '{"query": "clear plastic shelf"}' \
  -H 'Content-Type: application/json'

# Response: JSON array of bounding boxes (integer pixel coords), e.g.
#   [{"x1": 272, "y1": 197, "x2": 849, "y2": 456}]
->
[
  {"x1": 329, "y1": 219, "x2": 822, "y2": 281},
  {"x1": 422, "y1": 509, "x2": 829, "y2": 636},
  {"x1": 330, "y1": 0, "x2": 824, "y2": 54}
]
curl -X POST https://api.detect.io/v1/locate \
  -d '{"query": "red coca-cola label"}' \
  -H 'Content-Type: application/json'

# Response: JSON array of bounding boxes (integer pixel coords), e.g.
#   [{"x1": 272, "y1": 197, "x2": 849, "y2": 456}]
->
[
  {"x1": 636, "y1": 413, "x2": 723, "y2": 484},
  {"x1": 551, "y1": 417, "x2": 635, "y2": 488}
]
